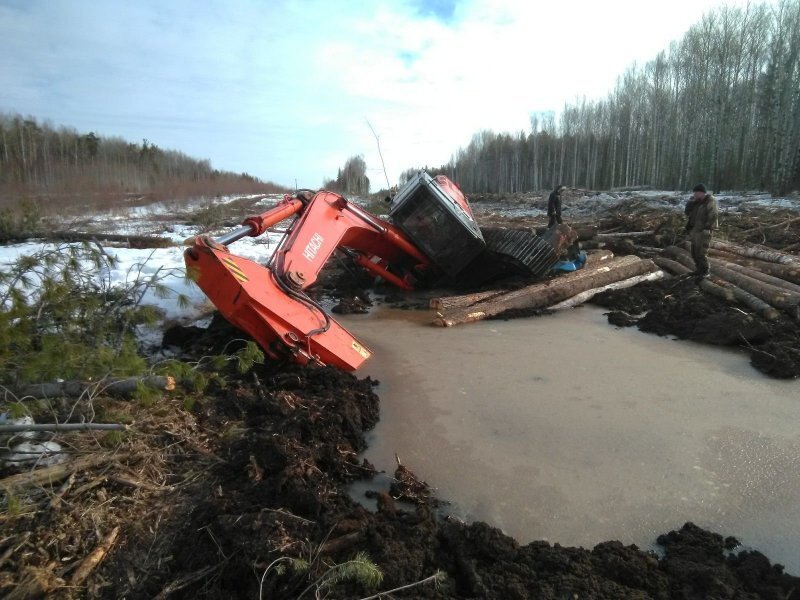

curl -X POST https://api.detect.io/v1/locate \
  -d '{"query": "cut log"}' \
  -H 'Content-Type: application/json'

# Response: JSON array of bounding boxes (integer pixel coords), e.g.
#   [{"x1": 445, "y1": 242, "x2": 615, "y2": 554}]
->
[
  {"x1": 595, "y1": 231, "x2": 653, "y2": 240},
  {"x1": 550, "y1": 270, "x2": 666, "y2": 310},
  {"x1": 653, "y1": 256, "x2": 691, "y2": 276},
  {"x1": 578, "y1": 240, "x2": 607, "y2": 250},
  {"x1": 653, "y1": 256, "x2": 736, "y2": 302},
  {"x1": 709, "y1": 264, "x2": 800, "y2": 319},
  {"x1": 707, "y1": 276, "x2": 781, "y2": 320},
  {"x1": 584, "y1": 249, "x2": 614, "y2": 264},
  {"x1": 662, "y1": 245, "x2": 697, "y2": 271},
  {"x1": 709, "y1": 259, "x2": 800, "y2": 295},
  {"x1": 710, "y1": 240, "x2": 800, "y2": 266},
  {"x1": 434, "y1": 256, "x2": 657, "y2": 327},
  {"x1": 10, "y1": 376, "x2": 176, "y2": 400},
  {"x1": 429, "y1": 249, "x2": 616, "y2": 310},
  {"x1": 707, "y1": 249, "x2": 800, "y2": 285},
  {"x1": 430, "y1": 289, "x2": 507, "y2": 310},
  {"x1": 663, "y1": 245, "x2": 799, "y2": 318}
]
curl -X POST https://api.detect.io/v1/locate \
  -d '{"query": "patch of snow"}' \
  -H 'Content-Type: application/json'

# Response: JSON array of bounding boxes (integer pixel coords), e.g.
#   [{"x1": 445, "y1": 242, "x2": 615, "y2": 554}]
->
[{"x1": 2, "y1": 441, "x2": 66, "y2": 469}]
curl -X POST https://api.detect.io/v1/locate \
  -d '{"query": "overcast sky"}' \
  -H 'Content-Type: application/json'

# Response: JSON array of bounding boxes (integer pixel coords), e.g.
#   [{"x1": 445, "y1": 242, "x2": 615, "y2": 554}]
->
[{"x1": 0, "y1": 0, "x2": 766, "y2": 189}]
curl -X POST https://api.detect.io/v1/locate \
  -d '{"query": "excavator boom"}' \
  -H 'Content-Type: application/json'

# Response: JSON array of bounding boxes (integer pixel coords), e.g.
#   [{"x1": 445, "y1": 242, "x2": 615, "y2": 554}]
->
[{"x1": 185, "y1": 184, "x2": 443, "y2": 371}]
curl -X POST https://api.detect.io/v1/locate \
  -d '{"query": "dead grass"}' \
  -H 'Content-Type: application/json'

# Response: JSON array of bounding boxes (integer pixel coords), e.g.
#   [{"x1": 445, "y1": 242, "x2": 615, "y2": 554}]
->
[
  {"x1": 0, "y1": 393, "x2": 217, "y2": 599},
  {"x1": 0, "y1": 178, "x2": 290, "y2": 218}
]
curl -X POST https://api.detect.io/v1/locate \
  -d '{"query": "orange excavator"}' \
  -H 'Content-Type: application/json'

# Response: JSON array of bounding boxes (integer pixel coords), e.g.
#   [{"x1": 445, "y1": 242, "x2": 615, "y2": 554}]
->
[{"x1": 185, "y1": 171, "x2": 573, "y2": 371}]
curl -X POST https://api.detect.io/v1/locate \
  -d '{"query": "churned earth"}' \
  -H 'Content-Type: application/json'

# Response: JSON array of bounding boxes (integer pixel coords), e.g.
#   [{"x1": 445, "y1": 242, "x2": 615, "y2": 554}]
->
[
  {"x1": 2, "y1": 190, "x2": 799, "y2": 598},
  {"x1": 89, "y1": 317, "x2": 799, "y2": 599}
]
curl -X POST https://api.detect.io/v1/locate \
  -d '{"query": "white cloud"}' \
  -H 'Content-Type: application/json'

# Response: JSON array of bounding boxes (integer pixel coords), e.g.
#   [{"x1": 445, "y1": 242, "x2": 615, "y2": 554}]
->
[{"x1": 0, "y1": 0, "x2": 771, "y2": 189}]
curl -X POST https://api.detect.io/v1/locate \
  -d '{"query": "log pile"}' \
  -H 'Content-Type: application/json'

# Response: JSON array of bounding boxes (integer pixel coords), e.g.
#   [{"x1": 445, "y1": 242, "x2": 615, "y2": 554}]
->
[
  {"x1": 429, "y1": 222, "x2": 800, "y2": 327},
  {"x1": 431, "y1": 251, "x2": 664, "y2": 327},
  {"x1": 656, "y1": 241, "x2": 800, "y2": 320}
]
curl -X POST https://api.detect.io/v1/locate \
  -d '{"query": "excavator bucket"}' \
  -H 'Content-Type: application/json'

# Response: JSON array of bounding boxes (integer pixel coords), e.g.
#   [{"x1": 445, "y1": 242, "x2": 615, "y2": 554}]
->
[{"x1": 185, "y1": 239, "x2": 371, "y2": 371}]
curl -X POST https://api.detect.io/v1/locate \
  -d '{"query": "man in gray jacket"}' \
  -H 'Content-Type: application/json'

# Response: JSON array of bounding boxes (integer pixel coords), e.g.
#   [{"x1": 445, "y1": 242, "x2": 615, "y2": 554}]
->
[{"x1": 684, "y1": 183, "x2": 719, "y2": 278}]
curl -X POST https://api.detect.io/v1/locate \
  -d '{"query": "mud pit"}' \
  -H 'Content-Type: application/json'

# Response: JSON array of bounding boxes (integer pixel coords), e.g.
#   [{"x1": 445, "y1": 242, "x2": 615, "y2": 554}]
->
[
  {"x1": 4, "y1": 193, "x2": 800, "y2": 598},
  {"x1": 343, "y1": 304, "x2": 800, "y2": 575},
  {"x1": 589, "y1": 275, "x2": 800, "y2": 379},
  {"x1": 81, "y1": 317, "x2": 800, "y2": 598}
]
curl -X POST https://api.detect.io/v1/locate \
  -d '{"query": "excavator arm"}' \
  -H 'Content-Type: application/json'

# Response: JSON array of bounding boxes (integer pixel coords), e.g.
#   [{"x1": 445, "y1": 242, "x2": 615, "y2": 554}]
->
[
  {"x1": 185, "y1": 171, "x2": 575, "y2": 372},
  {"x1": 184, "y1": 189, "x2": 435, "y2": 371}
]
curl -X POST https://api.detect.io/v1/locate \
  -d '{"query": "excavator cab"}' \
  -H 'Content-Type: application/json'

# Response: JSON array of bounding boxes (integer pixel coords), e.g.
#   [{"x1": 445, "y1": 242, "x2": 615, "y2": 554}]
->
[{"x1": 389, "y1": 171, "x2": 485, "y2": 276}]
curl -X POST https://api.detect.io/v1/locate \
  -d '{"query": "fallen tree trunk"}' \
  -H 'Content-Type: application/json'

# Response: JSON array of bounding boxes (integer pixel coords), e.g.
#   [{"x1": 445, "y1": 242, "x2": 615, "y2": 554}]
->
[
  {"x1": 9, "y1": 376, "x2": 176, "y2": 400},
  {"x1": 709, "y1": 259, "x2": 800, "y2": 295},
  {"x1": 429, "y1": 250, "x2": 616, "y2": 310},
  {"x1": 550, "y1": 270, "x2": 666, "y2": 310},
  {"x1": 707, "y1": 276, "x2": 781, "y2": 320},
  {"x1": 653, "y1": 256, "x2": 736, "y2": 303},
  {"x1": 709, "y1": 264, "x2": 800, "y2": 319},
  {"x1": 707, "y1": 249, "x2": 800, "y2": 285},
  {"x1": 51, "y1": 231, "x2": 174, "y2": 249},
  {"x1": 430, "y1": 289, "x2": 507, "y2": 311},
  {"x1": 434, "y1": 256, "x2": 656, "y2": 327},
  {"x1": 710, "y1": 240, "x2": 800, "y2": 266}
]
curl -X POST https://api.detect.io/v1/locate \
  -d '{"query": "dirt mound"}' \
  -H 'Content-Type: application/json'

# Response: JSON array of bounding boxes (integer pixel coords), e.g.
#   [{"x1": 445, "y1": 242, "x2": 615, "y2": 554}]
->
[
  {"x1": 98, "y1": 320, "x2": 800, "y2": 598},
  {"x1": 591, "y1": 276, "x2": 800, "y2": 379},
  {"x1": 5, "y1": 315, "x2": 799, "y2": 598}
]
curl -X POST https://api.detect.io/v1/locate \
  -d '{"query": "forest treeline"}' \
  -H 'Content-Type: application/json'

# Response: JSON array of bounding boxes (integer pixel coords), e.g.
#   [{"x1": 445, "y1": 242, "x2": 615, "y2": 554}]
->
[
  {"x1": 0, "y1": 113, "x2": 287, "y2": 206},
  {"x1": 324, "y1": 155, "x2": 370, "y2": 196},
  {"x1": 403, "y1": 0, "x2": 800, "y2": 196}
]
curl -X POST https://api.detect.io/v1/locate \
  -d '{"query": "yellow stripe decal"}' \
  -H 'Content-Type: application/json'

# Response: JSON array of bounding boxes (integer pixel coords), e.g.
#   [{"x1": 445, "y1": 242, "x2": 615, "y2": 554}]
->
[{"x1": 221, "y1": 258, "x2": 249, "y2": 282}]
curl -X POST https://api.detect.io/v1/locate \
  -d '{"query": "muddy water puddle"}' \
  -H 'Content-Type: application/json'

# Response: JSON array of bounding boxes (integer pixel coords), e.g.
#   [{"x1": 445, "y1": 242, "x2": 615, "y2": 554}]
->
[{"x1": 339, "y1": 304, "x2": 800, "y2": 573}]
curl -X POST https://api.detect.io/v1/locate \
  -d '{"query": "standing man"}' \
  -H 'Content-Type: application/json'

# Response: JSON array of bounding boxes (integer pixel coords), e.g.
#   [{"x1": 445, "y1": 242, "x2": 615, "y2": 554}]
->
[
  {"x1": 547, "y1": 185, "x2": 566, "y2": 228},
  {"x1": 684, "y1": 183, "x2": 719, "y2": 278}
]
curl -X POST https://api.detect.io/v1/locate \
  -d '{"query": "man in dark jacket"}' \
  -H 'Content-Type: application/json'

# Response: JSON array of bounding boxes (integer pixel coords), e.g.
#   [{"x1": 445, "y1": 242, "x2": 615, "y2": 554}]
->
[
  {"x1": 547, "y1": 185, "x2": 566, "y2": 228},
  {"x1": 684, "y1": 183, "x2": 719, "y2": 278}
]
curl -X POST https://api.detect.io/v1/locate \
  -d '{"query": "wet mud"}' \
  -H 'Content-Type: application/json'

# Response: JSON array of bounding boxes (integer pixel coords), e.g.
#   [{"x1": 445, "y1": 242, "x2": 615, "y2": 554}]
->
[
  {"x1": 6, "y1": 195, "x2": 799, "y2": 598},
  {"x1": 590, "y1": 276, "x2": 800, "y2": 379},
  {"x1": 88, "y1": 318, "x2": 800, "y2": 599}
]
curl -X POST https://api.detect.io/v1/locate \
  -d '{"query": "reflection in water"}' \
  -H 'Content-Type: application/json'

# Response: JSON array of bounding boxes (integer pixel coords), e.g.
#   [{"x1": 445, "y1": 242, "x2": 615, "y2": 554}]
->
[{"x1": 339, "y1": 304, "x2": 800, "y2": 574}]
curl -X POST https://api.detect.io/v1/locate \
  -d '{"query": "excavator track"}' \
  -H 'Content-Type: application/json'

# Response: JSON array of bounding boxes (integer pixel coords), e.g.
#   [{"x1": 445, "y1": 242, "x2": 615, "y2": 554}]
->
[
  {"x1": 480, "y1": 228, "x2": 558, "y2": 277},
  {"x1": 448, "y1": 227, "x2": 571, "y2": 289}
]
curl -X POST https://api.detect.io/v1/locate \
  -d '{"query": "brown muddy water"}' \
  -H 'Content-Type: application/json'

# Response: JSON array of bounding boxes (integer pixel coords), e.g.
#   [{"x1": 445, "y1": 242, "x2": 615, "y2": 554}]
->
[{"x1": 339, "y1": 304, "x2": 800, "y2": 574}]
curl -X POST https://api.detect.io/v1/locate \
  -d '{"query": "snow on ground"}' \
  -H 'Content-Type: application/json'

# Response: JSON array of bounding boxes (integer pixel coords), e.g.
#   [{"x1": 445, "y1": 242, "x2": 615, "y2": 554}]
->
[
  {"x1": 1, "y1": 193, "x2": 288, "y2": 330},
  {"x1": 2, "y1": 189, "x2": 797, "y2": 350},
  {"x1": 474, "y1": 189, "x2": 800, "y2": 220}
]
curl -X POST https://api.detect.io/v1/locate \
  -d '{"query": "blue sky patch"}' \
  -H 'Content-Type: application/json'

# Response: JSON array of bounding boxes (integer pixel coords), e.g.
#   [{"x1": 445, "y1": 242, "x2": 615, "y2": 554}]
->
[{"x1": 410, "y1": 0, "x2": 458, "y2": 23}]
